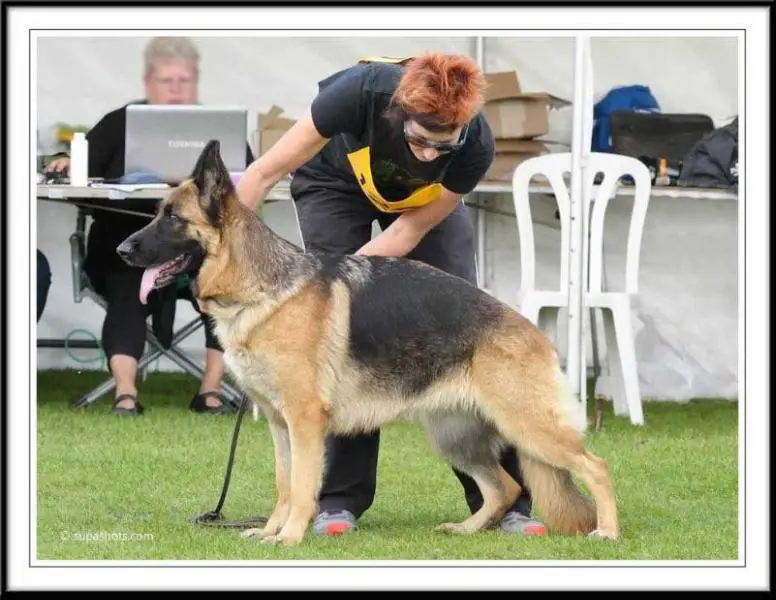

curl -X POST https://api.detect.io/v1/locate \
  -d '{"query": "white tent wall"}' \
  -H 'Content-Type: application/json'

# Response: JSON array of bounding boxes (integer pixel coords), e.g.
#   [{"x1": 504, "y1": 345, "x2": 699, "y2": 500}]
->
[
  {"x1": 36, "y1": 36, "x2": 478, "y2": 155},
  {"x1": 485, "y1": 36, "x2": 738, "y2": 142},
  {"x1": 35, "y1": 35, "x2": 739, "y2": 402}
]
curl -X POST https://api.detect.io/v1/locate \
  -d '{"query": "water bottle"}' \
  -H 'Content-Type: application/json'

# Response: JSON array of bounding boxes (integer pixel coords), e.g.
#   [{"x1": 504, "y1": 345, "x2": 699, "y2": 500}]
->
[
  {"x1": 36, "y1": 130, "x2": 44, "y2": 173},
  {"x1": 69, "y1": 132, "x2": 88, "y2": 186}
]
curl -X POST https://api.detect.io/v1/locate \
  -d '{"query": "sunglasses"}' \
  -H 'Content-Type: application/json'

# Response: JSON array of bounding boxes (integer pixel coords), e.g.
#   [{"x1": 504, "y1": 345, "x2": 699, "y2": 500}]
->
[{"x1": 403, "y1": 121, "x2": 469, "y2": 154}]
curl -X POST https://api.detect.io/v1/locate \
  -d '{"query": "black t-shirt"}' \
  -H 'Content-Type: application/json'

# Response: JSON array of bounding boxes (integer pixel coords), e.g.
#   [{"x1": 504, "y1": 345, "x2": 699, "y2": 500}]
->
[
  {"x1": 85, "y1": 101, "x2": 157, "y2": 245},
  {"x1": 294, "y1": 62, "x2": 495, "y2": 202},
  {"x1": 87, "y1": 104, "x2": 130, "y2": 180}
]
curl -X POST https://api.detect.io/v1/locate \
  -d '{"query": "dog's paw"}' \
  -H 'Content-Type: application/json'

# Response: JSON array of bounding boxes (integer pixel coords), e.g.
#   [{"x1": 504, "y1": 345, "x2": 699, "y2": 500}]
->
[
  {"x1": 435, "y1": 522, "x2": 471, "y2": 535},
  {"x1": 260, "y1": 532, "x2": 304, "y2": 547},
  {"x1": 241, "y1": 527, "x2": 272, "y2": 540},
  {"x1": 259, "y1": 534, "x2": 281, "y2": 546},
  {"x1": 588, "y1": 529, "x2": 618, "y2": 540}
]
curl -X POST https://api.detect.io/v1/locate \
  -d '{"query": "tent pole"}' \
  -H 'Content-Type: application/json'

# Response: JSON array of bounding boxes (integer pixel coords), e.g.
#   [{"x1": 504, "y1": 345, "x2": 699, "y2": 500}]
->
[
  {"x1": 474, "y1": 36, "x2": 487, "y2": 289},
  {"x1": 568, "y1": 35, "x2": 591, "y2": 427}
]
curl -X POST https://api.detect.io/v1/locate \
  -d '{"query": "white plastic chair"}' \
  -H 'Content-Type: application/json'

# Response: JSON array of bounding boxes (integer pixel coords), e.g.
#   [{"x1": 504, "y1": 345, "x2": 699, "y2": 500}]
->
[{"x1": 512, "y1": 152, "x2": 652, "y2": 425}]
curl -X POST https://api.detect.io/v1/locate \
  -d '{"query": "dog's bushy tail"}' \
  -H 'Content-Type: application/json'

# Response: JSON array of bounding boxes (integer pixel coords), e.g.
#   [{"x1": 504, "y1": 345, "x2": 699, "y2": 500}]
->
[
  {"x1": 512, "y1": 364, "x2": 598, "y2": 535},
  {"x1": 518, "y1": 455, "x2": 597, "y2": 535},
  {"x1": 516, "y1": 371, "x2": 598, "y2": 535},
  {"x1": 474, "y1": 327, "x2": 607, "y2": 536}
]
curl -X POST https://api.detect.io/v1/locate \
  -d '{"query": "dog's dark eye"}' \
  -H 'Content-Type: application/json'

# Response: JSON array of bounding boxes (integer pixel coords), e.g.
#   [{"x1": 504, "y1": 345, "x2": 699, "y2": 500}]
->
[{"x1": 163, "y1": 204, "x2": 183, "y2": 223}]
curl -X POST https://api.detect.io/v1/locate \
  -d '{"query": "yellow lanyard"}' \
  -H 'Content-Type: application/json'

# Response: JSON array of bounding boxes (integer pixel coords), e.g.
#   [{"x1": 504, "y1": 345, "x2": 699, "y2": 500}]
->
[{"x1": 346, "y1": 146, "x2": 442, "y2": 214}]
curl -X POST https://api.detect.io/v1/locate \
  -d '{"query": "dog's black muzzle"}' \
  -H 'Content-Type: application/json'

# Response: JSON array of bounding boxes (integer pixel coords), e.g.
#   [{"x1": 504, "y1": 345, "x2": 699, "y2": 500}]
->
[{"x1": 116, "y1": 238, "x2": 141, "y2": 266}]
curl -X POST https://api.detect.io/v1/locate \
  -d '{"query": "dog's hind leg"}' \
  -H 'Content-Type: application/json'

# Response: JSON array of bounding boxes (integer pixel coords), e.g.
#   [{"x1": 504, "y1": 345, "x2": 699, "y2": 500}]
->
[
  {"x1": 241, "y1": 403, "x2": 291, "y2": 540},
  {"x1": 480, "y1": 381, "x2": 618, "y2": 539},
  {"x1": 511, "y1": 430, "x2": 618, "y2": 539},
  {"x1": 421, "y1": 410, "x2": 519, "y2": 534},
  {"x1": 435, "y1": 465, "x2": 519, "y2": 535},
  {"x1": 471, "y1": 325, "x2": 618, "y2": 539}
]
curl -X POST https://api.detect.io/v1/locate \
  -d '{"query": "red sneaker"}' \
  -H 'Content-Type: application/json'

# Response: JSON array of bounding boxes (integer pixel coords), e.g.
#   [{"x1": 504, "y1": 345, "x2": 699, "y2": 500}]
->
[
  {"x1": 498, "y1": 511, "x2": 549, "y2": 536},
  {"x1": 313, "y1": 510, "x2": 358, "y2": 536}
]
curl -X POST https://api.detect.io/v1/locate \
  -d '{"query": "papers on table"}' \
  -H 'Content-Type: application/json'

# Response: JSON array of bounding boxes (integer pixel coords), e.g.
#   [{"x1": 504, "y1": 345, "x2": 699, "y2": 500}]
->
[{"x1": 88, "y1": 183, "x2": 170, "y2": 192}]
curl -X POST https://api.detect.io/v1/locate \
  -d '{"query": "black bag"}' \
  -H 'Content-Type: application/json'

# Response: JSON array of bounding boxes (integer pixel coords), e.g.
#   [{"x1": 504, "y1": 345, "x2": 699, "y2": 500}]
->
[
  {"x1": 609, "y1": 111, "x2": 715, "y2": 163},
  {"x1": 608, "y1": 111, "x2": 716, "y2": 185},
  {"x1": 678, "y1": 117, "x2": 738, "y2": 190}
]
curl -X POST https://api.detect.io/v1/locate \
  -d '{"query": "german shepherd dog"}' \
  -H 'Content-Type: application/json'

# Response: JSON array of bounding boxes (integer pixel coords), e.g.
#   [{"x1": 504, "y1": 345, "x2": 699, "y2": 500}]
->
[{"x1": 117, "y1": 141, "x2": 618, "y2": 547}]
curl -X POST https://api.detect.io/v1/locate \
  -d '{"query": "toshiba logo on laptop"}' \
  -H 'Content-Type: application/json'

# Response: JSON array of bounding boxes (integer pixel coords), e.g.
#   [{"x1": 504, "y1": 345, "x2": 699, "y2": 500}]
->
[{"x1": 168, "y1": 140, "x2": 206, "y2": 149}]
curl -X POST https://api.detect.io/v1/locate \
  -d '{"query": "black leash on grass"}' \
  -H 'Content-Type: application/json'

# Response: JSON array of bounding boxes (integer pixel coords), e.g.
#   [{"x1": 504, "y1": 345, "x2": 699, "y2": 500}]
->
[{"x1": 190, "y1": 393, "x2": 268, "y2": 529}]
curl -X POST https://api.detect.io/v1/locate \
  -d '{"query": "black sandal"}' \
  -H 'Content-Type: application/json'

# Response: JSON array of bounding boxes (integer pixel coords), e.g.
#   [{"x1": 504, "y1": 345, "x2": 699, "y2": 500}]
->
[
  {"x1": 111, "y1": 393, "x2": 144, "y2": 416},
  {"x1": 189, "y1": 391, "x2": 234, "y2": 415}
]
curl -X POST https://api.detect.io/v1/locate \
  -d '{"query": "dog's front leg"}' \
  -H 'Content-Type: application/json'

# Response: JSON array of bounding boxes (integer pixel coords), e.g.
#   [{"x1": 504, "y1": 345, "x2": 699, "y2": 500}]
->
[
  {"x1": 261, "y1": 397, "x2": 328, "y2": 547},
  {"x1": 241, "y1": 405, "x2": 291, "y2": 540}
]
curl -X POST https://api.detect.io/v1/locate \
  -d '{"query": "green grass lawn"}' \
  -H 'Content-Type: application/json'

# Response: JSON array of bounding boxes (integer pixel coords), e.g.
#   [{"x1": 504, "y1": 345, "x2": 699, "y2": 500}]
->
[{"x1": 36, "y1": 370, "x2": 739, "y2": 561}]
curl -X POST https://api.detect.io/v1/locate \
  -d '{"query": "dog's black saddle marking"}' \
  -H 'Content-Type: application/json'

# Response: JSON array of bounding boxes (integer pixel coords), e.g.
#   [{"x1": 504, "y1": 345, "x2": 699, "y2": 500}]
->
[{"x1": 343, "y1": 258, "x2": 503, "y2": 395}]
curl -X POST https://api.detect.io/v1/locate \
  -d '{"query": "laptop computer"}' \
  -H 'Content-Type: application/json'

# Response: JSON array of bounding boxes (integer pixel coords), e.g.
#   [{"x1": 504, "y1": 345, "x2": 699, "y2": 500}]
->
[{"x1": 125, "y1": 104, "x2": 248, "y2": 184}]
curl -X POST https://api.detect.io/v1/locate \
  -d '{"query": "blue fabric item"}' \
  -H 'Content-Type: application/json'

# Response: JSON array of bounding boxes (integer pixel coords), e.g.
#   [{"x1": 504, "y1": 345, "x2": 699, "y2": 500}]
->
[
  {"x1": 592, "y1": 85, "x2": 660, "y2": 152},
  {"x1": 118, "y1": 171, "x2": 167, "y2": 184}
]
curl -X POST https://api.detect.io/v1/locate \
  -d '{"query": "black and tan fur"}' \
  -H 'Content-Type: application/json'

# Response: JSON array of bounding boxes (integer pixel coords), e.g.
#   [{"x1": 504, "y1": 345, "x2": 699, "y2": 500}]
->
[{"x1": 117, "y1": 141, "x2": 619, "y2": 547}]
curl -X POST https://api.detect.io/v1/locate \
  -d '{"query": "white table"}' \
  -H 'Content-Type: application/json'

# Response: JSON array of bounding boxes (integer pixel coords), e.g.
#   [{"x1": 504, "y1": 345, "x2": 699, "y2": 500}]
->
[
  {"x1": 36, "y1": 179, "x2": 292, "y2": 216},
  {"x1": 37, "y1": 180, "x2": 738, "y2": 287},
  {"x1": 37, "y1": 179, "x2": 737, "y2": 204},
  {"x1": 471, "y1": 180, "x2": 737, "y2": 201},
  {"x1": 466, "y1": 181, "x2": 737, "y2": 288}
]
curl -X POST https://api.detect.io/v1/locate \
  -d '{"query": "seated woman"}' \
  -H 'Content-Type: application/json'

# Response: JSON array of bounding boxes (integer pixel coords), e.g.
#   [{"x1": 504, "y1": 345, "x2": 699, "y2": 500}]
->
[{"x1": 44, "y1": 37, "x2": 253, "y2": 415}]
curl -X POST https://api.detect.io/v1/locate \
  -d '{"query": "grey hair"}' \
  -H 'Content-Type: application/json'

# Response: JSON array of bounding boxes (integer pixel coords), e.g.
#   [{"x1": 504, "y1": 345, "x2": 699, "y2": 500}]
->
[{"x1": 143, "y1": 36, "x2": 200, "y2": 79}]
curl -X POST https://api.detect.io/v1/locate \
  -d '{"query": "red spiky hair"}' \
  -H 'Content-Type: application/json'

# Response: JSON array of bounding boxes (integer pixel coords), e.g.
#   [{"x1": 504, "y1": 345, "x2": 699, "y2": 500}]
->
[{"x1": 392, "y1": 52, "x2": 486, "y2": 130}]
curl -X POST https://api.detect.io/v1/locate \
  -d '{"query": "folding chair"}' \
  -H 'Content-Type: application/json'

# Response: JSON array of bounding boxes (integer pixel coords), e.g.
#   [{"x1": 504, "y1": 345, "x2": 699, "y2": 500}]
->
[{"x1": 66, "y1": 206, "x2": 243, "y2": 410}]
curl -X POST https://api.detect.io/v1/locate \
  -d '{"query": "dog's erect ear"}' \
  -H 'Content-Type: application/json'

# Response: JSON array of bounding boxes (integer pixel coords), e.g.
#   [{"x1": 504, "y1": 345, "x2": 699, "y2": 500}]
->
[{"x1": 190, "y1": 140, "x2": 235, "y2": 227}]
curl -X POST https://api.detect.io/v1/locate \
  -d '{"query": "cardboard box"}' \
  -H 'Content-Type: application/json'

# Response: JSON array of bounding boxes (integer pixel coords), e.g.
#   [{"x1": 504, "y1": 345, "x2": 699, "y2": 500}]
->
[
  {"x1": 483, "y1": 71, "x2": 570, "y2": 139},
  {"x1": 257, "y1": 105, "x2": 296, "y2": 155},
  {"x1": 493, "y1": 139, "x2": 549, "y2": 154},
  {"x1": 484, "y1": 141, "x2": 549, "y2": 182},
  {"x1": 484, "y1": 153, "x2": 533, "y2": 182}
]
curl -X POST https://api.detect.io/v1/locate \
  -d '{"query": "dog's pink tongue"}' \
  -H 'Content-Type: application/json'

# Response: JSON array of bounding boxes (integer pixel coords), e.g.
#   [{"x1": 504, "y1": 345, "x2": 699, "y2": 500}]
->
[{"x1": 139, "y1": 265, "x2": 165, "y2": 305}]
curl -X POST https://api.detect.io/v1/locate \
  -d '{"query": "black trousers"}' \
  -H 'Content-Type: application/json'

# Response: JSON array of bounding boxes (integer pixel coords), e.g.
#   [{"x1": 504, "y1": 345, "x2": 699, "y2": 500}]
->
[
  {"x1": 83, "y1": 215, "x2": 222, "y2": 363},
  {"x1": 291, "y1": 181, "x2": 533, "y2": 519},
  {"x1": 37, "y1": 250, "x2": 52, "y2": 322}
]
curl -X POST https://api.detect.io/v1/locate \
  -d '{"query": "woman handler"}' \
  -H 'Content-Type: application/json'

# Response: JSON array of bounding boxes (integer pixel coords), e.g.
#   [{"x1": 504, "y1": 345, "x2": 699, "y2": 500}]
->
[{"x1": 236, "y1": 52, "x2": 547, "y2": 537}]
